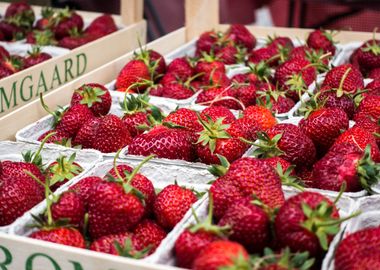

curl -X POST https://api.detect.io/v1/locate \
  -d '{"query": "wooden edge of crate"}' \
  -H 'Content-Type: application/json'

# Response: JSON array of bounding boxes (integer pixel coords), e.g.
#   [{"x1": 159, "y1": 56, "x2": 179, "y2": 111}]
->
[
  {"x1": 0, "y1": 27, "x2": 186, "y2": 141},
  {"x1": 0, "y1": 20, "x2": 147, "y2": 117},
  {"x1": 0, "y1": 232, "x2": 180, "y2": 270}
]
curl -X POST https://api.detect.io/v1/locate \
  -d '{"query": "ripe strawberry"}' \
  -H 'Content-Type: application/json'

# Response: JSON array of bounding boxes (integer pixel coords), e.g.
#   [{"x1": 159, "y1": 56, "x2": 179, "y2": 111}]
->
[
  {"x1": 54, "y1": 8, "x2": 84, "y2": 40},
  {"x1": 93, "y1": 114, "x2": 132, "y2": 153},
  {"x1": 132, "y1": 219, "x2": 167, "y2": 254},
  {"x1": 248, "y1": 46, "x2": 278, "y2": 66},
  {"x1": 30, "y1": 228, "x2": 85, "y2": 248},
  {"x1": 70, "y1": 83, "x2": 111, "y2": 116},
  {"x1": 56, "y1": 104, "x2": 94, "y2": 137},
  {"x1": 218, "y1": 197, "x2": 270, "y2": 253},
  {"x1": 227, "y1": 117, "x2": 262, "y2": 141},
  {"x1": 35, "y1": 7, "x2": 55, "y2": 31},
  {"x1": 299, "y1": 107, "x2": 349, "y2": 154},
  {"x1": 317, "y1": 89, "x2": 356, "y2": 119},
  {"x1": 115, "y1": 60, "x2": 151, "y2": 92},
  {"x1": 0, "y1": 176, "x2": 44, "y2": 225},
  {"x1": 26, "y1": 29, "x2": 57, "y2": 46},
  {"x1": 4, "y1": 1, "x2": 35, "y2": 37},
  {"x1": 355, "y1": 94, "x2": 380, "y2": 121},
  {"x1": 334, "y1": 226, "x2": 380, "y2": 270},
  {"x1": 153, "y1": 184, "x2": 197, "y2": 230},
  {"x1": 85, "y1": 14, "x2": 117, "y2": 37},
  {"x1": 216, "y1": 45, "x2": 240, "y2": 64},
  {"x1": 90, "y1": 232, "x2": 133, "y2": 255},
  {"x1": 196, "y1": 117, "x2": 248, "y2": 164},
  {"x1": 357, "y1": 39, "x2": 380, "y2": 72},
  {"x1": 275, "y1": 192, "x2": 340, "y2": 258},
  {"x1": 163, "y1": 108, "x2": 202, "y2": 132},
  {"x1": 306, "y1": 29, "x2": 336, "y2": 55},
  {"x1": 51, "y1": 191, "x2": 85, "y2": 227},
  {"x1": 195, "y1": 54, "x2": 225, "y2": 75},
  {"x1": 255, "y1": 124, "x2": 317, "y2": 169},
  {"x1": 0, "y1": 21, "x2": 24, "y2": 41},
  {"x1": 200, "y1": 106, "x2": 236, "y2": 124},
  {"x1": 73, "y1": 117, "x2": 101, "y2": 148},
  {"x1": 353, "y1": 114, "x2": 380, "y2": 145},
  {"x1": 257, "y1": 84, "x2": 295, "y2": 114},
  {"x1": 195, "y1": 31, "x2": 220, "y2": 55},
  {"x1": 0, "y1": 45, "x2": 10, "y2": 60},
  {"x1": 192, "y1": 240, "x2": 249, "y2": 270},
  {"x1": 0, "y1": 64, "x2": 13, "y2": 79},
  {"x1": 243, "y1": 105, "x2": 277, "y2": 130},
  {"x1": 37, "y1": 129, "x2": 70, "y2": 145},
  {"x1": 45, "y1": 153, "x2": 83, "y2": 191},
  {"x1": 1, "y1": 161, "x2": 45, "y2": 183},
  {"x1": 226, "y1": 24, "x2": 256, "y2": 51},
  {"x1": 174, "y1": 197, "x2": 227, "y2": 268},
  {"x1": 322, "y1": 64, "x2": 364, "y2": 94},
  {"x1": 134, "y1": 49, "x2": 166, "y2": 79},
  {"x1": 128, "y1": 125, "x2": 196, "y2": 161},
  {"x1": 69, "y1": 176, "x2": 102, "y2": 208},
  {"x1": 196, "y1": 86, "x2": 241, "y2": 110},
  {"x1": 334, "y1": 126, "x2": 380, "y2": 162},
  {"x1": 23, "y1": 47, "x2": 52, "y2": 69},
  {"x1": 166, "y1": 57, "x2": 194, "y2": 79},
  {"x1": 368, "y1": 67, "x2": 380, "y2": 80},
  {"x1": 161, "y1": 77, "x2": 196, "y2": 100},
  {"x1": 1, "y1": 55, "x2": 23, "y2": 73},
  {"x1": 311, "y1": 143, "x2": 380, "y2": 192},
  {"x1": 58, "y1": 33, "x2": 98, "y2": 49},
  {"x1": 365, "y1": 79, "x2": 380, "y2": 96},
  {"x1": 268, "y1": 36, "x2": 294, "y2": 51}
]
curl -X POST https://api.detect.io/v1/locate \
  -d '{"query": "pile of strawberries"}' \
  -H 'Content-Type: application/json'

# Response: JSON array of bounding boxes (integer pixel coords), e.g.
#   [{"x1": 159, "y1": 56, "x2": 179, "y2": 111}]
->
[
  {"x1": 0, "y1": 2, "x2": 117, "y2": 49},
  {"x1": 27, "y1": 157, "x2": 199, "y2": 260},
  {"x1": 0, "y1": 139, "x2": 84, "y2": 226},
  {"x1": 114, "y1": 26, "x2": 337, "y2": 115}
]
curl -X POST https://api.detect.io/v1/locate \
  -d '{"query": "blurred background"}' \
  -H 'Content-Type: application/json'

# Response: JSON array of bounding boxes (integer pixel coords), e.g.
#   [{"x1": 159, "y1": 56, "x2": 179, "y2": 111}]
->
[{"x1": 11, "y1": 0, "x2": 380, "y2": 40}]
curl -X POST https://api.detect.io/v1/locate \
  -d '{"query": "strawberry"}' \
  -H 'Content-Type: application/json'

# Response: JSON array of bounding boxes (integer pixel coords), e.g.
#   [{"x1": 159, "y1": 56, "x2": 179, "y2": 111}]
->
[
  {"x1": 227, "y1": 117, "x2": 262, "y2": 141},
  {"x1": 128, "y1": 125, "x2": 196, "y2": 161},
  {"x1": 45, "y1": 153, "x2": 83, "y2": 191},
  {"x1": 26, "y1": 29, "x2": 57, "y2": 46},
  {"x1": 196, "y1": 116, "x2": 248, "y2": 164},
  {"x1": 216, "y1": 45, "x2": 242, "y2": 65},
  {"x1": 0, "y1": 21, "x2": 24, "y2": 41},
  {"x1": 353, "y1": 114, "x2": 380, "y2": 146},
  {"x1": 248, "y1": 46, "x2": 278, "y2": 66},
  {"x1": 23, "y1": 46, "x2": 52, "y2": 68},
  {"x1": 289, "y1": 45, "x2": 330, "y2": 73},
  {"x1": 226, "y1": 24, "x2": 256, "y2": 51},
  {"x1": 192, "y1": 240, "x2": 250, "y2": 270},
  {"x1": 299, "y1": 107, "x2": 349, "y2": 154},
  {"x1": 90, "y1": 232, "x2": 134, "y2": 255},
  {"x1": 163, "y1": 108, "x2": 202, "y2": 133},
  {"x1": 355, "y1": 94, "x2": 380, "y2": 121},
  {"x1": 93, "y1": 114, "x2": 132, "y2": 153},
  {"x1": 166, "y1": 57, "x2": 194, "y2": 79},
  {"x1": 243, "y1": 105, "x2": 277, "y2": 130},
  {"x1": 311, "y1": 143, "x2": 380, "y2": 192},
  {"x1": 30, "y1": 228, "x2": 85, "y2": 248},
  {"x1": 218, "y1": 197, "x2": 270, "y2": 253},
  {"x1": 196, "y1": 86, "x2": 241, "y2": 110},
  {"x1": 58, "y1": 33, "x2": 98, "y2": 49},
  {"x1": 322, "y1": 64, "x2": 364, "y2": 96},
  {"x1": 153, "y1": 184, "x2": 197, "y2": 230},
  {"x1": 73, "y1": 117, "x2": 101, "y2": 148},
  {"x1": 115, "y1": 60, "x2": 151, "y2": 92},
  {"x1": 70, "y1": 83, "x2": 111, "y2": 116},
  {"x1": 54, "y1": 8, "x2": 84, "y2": 40},
  {"x1": 368, "y1": 67, "x2": 380, "y2": 80},
  {"x1": 275, "y1": 192, "x2": 342, "y2": 258},
  {"x1": 334, "y1": 226, "x2": 380, "y2": 270},
  {"x1": 51, "y1": 191, "x2": 85, "y2": 227},
  {"x1": 132, "y1": 219, "x2": 167, "y2": 254},
  {"x1": 334, "y1": 126, "x2": 380, "y2": 162},
  {"x1": 0, "y1": 45, "x2": 10, "y2": 60},
  {"x1": 37, "y1": 129, "x2": 70, "y2": 145},
  {"x1": 195, "y1": 31, "x2": 220, "y2": 55},
  {"x1": 306, "y1": 29, "x2": 336, "y2": 55},
  {"x1": 3, "y1": 2, "x2": 34, "y2": 39},
  {"x1": 69, "y1": 176, "x2": 103, "y2": 207},
  {"x1": 85, "y1": 14, "x2": 117, "y2": 37},
  {"x1": 357, "y1": 38, "x2": 380, "y2": 72},
  {"x1": 257, "y1": 83, "x2": 295, "y2": 114},
  {"x1": 5, "y1": 2, "x2": 35, "y2": 25},
  {"x1": 253, "y1": 124, "x2": 317, "y2": 169},
  {"x1": 35, "y1": 7, "x2": 55, "y2": 31},
  {"x1": 365, "y1": 79, "x2": 380, "y2": 96},
  {"x1": 200, "y1": 105, "x2": 236, "y2": 124},
  {"x1": 174, "y1": 197, "x2": 228, "y2": 268},
  {"x1": 268, "y1": 36, "x2": 294, "y2": 51},
  {"x1": 56, "y1": 105, "x2": 94, "y2": 137},
  {"x1": 1, "y1": 55, "x2": 23, "y2": 73},
  {"x1": 316, "y1": 89, "x2": 356, "y2": 119},
  {"x1": 195, "y1": 53, "x2": 225, "y2": 75},
  {"x1": 232, "y1": 82, "x2": 258, "y2": 107},
  {"x1": 161, "y1": 74, "x2": 198, "y2": 100}
]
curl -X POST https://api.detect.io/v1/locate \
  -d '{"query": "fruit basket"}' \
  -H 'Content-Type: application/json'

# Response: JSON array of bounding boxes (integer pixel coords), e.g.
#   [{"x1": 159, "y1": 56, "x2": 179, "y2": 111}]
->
[
  {"x1": 0, "y1": 140, "x2": 102, "y2": 233},
  {"x1": 0, "y1": 0, "x2": 146, "y2": 117}
]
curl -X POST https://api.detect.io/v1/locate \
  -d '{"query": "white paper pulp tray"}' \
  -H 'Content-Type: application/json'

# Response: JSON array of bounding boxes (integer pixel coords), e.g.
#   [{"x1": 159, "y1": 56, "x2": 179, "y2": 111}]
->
[
  {"x1": 0, "y1": 41, "x2": 70, "y2": 58},
  {"x1": 0, "y1": 140, "x2": 102, "y2": 233},
  {"x1": 8, "y1": 159, "x2": 209, "y2": 266}
]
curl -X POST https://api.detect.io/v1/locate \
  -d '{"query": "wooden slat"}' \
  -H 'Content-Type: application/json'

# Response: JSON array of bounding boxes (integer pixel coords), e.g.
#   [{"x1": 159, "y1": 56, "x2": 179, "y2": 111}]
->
[{"x1": 121, "y1": 0, "x2": 144, "y2": 25}]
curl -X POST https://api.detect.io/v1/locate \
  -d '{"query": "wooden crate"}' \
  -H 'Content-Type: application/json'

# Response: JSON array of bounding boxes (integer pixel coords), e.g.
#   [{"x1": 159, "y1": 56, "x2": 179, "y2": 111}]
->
[{"x1": 0, "y1": 0, "x2": 146, "y2": 117}]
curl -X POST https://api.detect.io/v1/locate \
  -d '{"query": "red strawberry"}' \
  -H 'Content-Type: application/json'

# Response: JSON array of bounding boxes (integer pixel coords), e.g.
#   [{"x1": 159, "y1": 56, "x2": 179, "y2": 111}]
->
[
  {"x1": 128, "y1": 125, "x2": 196, "y2": 161},
  {"x1": 0, "y1": 64, "x2": 13, "y2": 79},
  {"x1": 30, "y1": 228, "x2": 85, "y2": 248},
  {"x1": 192, "y1": 240, "x2": 249, "y2": 270},
  {"x1": 248, "y1": 46, "x2": 278, "y2": 66},
  {"x1": 1, "y1": 55, "x2": 23, "y2": 73},
  {"x1": 218, "y1": 197, "x2": 270, "y2": 253},
  {"x1": 243, "y1": 105, "x2": 277, "y2": 130},
  {"x1": 195, "y1": 54, "x2": 225, "y2": 75},
  {"x1": 349, "y1": 47, "x2": 361, "y2": 69},
  {"x1": 0, "y1": 21, "x2": 24, "y2": 41},
  {"x1": 35, "y1": 7, "x2": 55, "y2": 31},
  {"x1": 201, "y1": 70, "x2": 230, "y2": 88},
  {"x1": 307, "y1": 29, "x2": 336, "y2": 55},
  {"x1": 195, "y1": 31, "x2": 220, "y2": 55},
  {"x1": 353, "y1": 114, "x2": 380, "y2": 145},
  {"x1": 216, "y1": 45, "x2": 245, "y2": 65},
  {"x1": 311, "y1": 143, "x2": 380, "y2": 192},
  {"x1": 69, "y1": 176, "x2": 102, "y2": 208},
  {"x1": 153, "y1": 184, "x2": 197, "y2": 230},
  {"x1": 368, "y1": 67, "x2": 380, "y2": 80},
  {"x1": 196, "y1": 86, "x2": 241, "y2": 110},
  {"x1": 227, "y1": 117, "x2": 262, "y2": 141},
  {"x1": 132, "y1": 219, "x2": 167, "y2": 254},
  {"x1": 51, "y1": 191, "x2": 85, "y2": 227},
  {"x1": 23, "y1": 47, "x2": 52, "y2": 69},
  {"x1": 116, "y1": 60, "x2": 151, "y2": 92},
  {"x1": 357, "y1": 39, "x2": 380, "y2": 72},
  {"x1": 26, "y1": 29, "x2": 57, "y2": 46},
  {"x1": 355, "y1": 94, "x2": 380, "y2": 121},
  {"x1": 1, "y1": 161, "x2": 45, "y2": 184},
  {"x1": 233, "y1": 82, "x2": 258, "y2": 107},
  {"x1": 85, "y1": 14, "x2": 117, "y2": 37},
  {"x1": 56, "y1": 104, "x2": 94, "y2": 137},
  {"x1": 257, "y1": 84, "x2": 295, "y2": 114},
  {"x1": 90, "y1": 232, "x2": 134, "y2": 255},
  {"x1": 70, "y1": 83, "x2": 111, "y2": 116},
  {"x1": 161, "y1": 79, "x2": 196, "y2": 100},
  {"x1": 93, "y1": 114, "x2": 132, "y2": 153},
  {"x1": 334, "y1": 227, "x2": 380, "y2": 270},
  {"x1": 299, "y1": 107, "x2": 349, "y2": 154},
  {"x1": 73, "y1": 117, "x2": 101, "y2": 148},
  {"x1": 145, "y1": 50, "x2": 166, "y2": 78},
  {"x1": 58, "y1": 33, "x2": 97, "y2": 49},
  {"x1": 37, "y1": 129, "x2": 70, "y2": 145},
  {"x1": 322, "y1": 64, "x2": 364, "y2": 95},
  {"x1": 54, "y1": 9, "x2": 84, "y2": 39},
  {"x1": 200, "y1": 106, "x2": 236, "y2": 124},
  {"x1": 317, "y1": 89, "x2": 356, "y2": 119},
  {"x1": 0, "y1": 45, "x2": 10, "y2": 60},
  {"x1": 365, "y1": 79, "x2": 380, "y2": 96},
  {"x1": 166, "y1": 57, "x2": 194, "y2": 79},
  {"x1": 226, "y1": 24, "x2": 256, "y2": 50},
  {"x1": 268, "y1": 36, "x2": 294, "y2": 51},
  {"x1": 275, "y1": 192, "x2": 340, "y2": 258},
  {"x1": 45, "y1": 153, "x2": 83, "y2": 191},
  {"x1": 163, "y1": 108, "x2": 202, "y2": 132}
]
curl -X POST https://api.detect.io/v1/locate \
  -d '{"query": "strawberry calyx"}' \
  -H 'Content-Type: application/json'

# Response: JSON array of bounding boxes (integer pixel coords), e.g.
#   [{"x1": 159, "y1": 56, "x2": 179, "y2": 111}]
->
[
  {"x1": 275, "y1": 163, "x2": 304, "y2": 191},
  {"x1": 196, "y1": 114, "x2": 231, "y2": 153},
  {"x1": 218, "y1": 252, "x2": 252, "y2": 270},
  {"x1": 358, "y1": 145, "x2": 380, "y2": 193},
  {"x1": 55, "y1": 7, "x2": 73, "y2": 25},
  {"x1": 133, "y1": 41, "x2": 161, "y2": 79},
  {"x1": 298, "y1": 91, "x2": 326, "y2": 119},
  {"x1": 120, "y1": 93, "x2": 152, "y2": 115},
  {"x1": 189, "y1": 194, "x2": 230, "y2": 238},
  {"x1": 22, "y1": 132, "x2": 56, "y2": 171},
  {"x1": 304, "y1": 49, "x2": 330, "y2": 73},
  {"x1": 27, "y1": 46, "x2": 43, "y2": 58},
  {"x1": 208, "y1": 154, "x2": 230, "y2": 177},
  {"x1": 127, "y1": 77, "x2": 156, "y2": 93},
  {"x1": 247, "y1": 61, "x2": 271, "y2": 81},
  {"x1": 46, "y1": 153, "x2": 83, "y2": 187},
  {"x1": 321, "y1": 29, "x2": 339, "y2": 45},
  {"x1": 41, "y1": 7, "x2": 55, "y2": 19},
  {"x1": 245, "y1": 132, "x2": 285, "y2": 158},
  {"x1": 2, "y1": 55, "x2": 23, "y2": 72},
  {"x1": 251, "y1": 247, "x2": 315, "y2": 270},
  {"x1": 362, "y1": 30, "x2": 380, "y2": 56},
  {"x1": 33, "y1": 29, "x2": 56, "y2": 46},
  {"x1": 39, "y1": 93, "x2": 67, "y2": 128},
  {"x1": 285, "y1": 73, "x2": 308, "y2": 101},
  {"x1": 199, "y1": 50, "x2": 222, "y2": 63},
  {"x1": 114, "y1": 238, "x2": 151, "y2": 259},
  {"x1": 76, "y1": 84, "x2": 106, "y2": 108},
  {"x1": 5, "y1": 9, "x2": 35, "y2": 29}
]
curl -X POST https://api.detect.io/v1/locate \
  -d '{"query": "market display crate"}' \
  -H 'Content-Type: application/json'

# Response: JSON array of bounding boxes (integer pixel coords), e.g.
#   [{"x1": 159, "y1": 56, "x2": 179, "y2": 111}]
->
[{"x1": 0, "y1": 0, "x2": 146, "y2": 117}]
